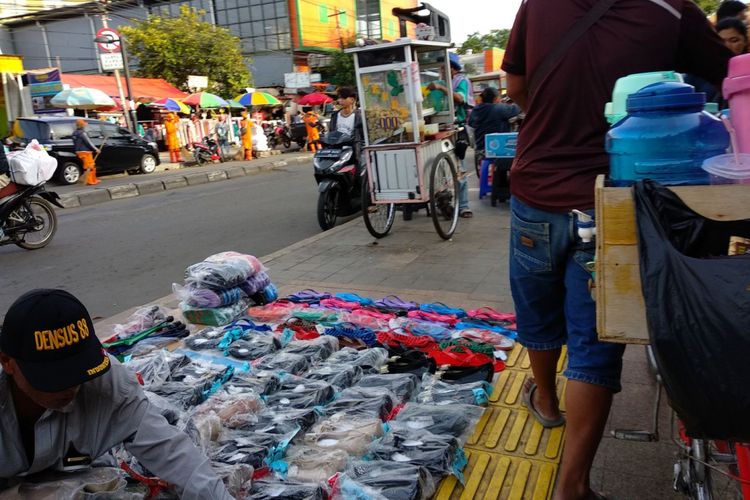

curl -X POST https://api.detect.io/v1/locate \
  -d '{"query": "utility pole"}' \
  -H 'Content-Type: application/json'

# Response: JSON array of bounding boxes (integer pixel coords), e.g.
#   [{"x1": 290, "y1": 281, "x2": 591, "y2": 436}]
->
[
  {"x1": 99, "y1": 1, "x2": 132, "y2": 131},
  {"x1": 329, "y1": 8, "x2": 344, "y2": 49}
]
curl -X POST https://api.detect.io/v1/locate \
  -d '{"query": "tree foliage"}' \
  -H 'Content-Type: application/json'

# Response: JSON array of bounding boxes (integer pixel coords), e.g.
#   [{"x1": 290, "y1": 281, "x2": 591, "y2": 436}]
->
[
  {"x1": 693, "y1": 0, "x2": 720, "y2": 14},
  {"x1": 121, "y1": 6, "x2": 252, "y2": 97},
  {"x1": 457, "y1": 29, "x2": 511, "y2": 54},
  {"x1": 323, "y1": 39, "x2": 356, "y2": 87}
]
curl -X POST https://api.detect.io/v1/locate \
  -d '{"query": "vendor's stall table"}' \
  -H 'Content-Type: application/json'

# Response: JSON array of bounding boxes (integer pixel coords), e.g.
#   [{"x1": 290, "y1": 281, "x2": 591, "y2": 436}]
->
[{"x1": 594, "y1": 174, "x2": 750, "y2": 344}]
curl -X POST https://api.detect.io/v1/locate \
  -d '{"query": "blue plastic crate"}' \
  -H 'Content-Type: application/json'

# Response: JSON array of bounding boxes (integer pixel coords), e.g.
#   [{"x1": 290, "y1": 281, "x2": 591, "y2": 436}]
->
[{"x1": 485, "y1": 133, "x2": 518, "y2": 158}]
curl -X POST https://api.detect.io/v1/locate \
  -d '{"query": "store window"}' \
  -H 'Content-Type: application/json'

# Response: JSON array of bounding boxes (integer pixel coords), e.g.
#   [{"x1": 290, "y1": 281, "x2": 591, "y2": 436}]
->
[{"x1": 356, "y1": 0, "x2": 381, "y2": 39}]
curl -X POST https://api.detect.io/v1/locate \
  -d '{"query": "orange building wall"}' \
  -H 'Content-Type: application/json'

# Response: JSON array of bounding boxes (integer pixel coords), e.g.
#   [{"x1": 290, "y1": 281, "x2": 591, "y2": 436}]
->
[{"x1": 292, "y1": 0, "x2": 357, "y2": 50}]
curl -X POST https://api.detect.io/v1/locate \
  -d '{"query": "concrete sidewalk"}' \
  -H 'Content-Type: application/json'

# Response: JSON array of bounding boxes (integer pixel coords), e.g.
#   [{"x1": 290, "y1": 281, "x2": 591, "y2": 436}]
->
[{"x1": 260, "y1": 198, "x2": 680, "y2": 499}]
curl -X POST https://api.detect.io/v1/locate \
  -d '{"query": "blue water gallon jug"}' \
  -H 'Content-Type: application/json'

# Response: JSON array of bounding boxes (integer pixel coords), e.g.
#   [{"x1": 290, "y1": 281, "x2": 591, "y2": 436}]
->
[{"x1": 606, "y1": 82, "x2": 729, "y2": 186}]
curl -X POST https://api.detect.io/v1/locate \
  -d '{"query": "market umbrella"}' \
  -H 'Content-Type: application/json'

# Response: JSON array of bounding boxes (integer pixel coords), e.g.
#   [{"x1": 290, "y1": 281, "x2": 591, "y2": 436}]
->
[
  {"x1": 50, "y1": 87, "x2": 116, "y2": 110},
  {"x1": 225, "y1": 99, "x2": 246, "y2": 110},
  {"x1": 235, "y1": 91, "x2": 281, "y2": 106},
  {"x1": 183, "y1": 92, "x2": 229, "y2": 108},
  {"x1": 297, "y1": 92, "x2": 333, "y2": 106},
  {"x1": 149, "y1": 97, "x2": 191, "y2": 114}
]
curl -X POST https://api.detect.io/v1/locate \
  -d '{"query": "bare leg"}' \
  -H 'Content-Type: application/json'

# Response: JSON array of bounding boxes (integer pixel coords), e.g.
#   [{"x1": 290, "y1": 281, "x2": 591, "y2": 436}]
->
[
  {"x1": 553, "y1": 380, "x2": 613, "y2": 500},
  {"x1": 526, "y1": 348, "x2": 563, "y2": 421}
]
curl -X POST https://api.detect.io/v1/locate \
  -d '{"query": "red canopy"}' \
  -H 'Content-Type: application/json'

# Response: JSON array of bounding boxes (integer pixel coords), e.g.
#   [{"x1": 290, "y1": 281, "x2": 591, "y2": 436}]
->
[{"x1": 61, "y1": 74, "x2": 187, "y2": 101}]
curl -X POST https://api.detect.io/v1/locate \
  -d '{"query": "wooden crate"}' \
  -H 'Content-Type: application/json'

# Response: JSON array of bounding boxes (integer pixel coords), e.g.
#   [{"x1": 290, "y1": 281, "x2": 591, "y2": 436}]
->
[{"x1": 594, "y1": 175, "x2": 750, "y2": 344}]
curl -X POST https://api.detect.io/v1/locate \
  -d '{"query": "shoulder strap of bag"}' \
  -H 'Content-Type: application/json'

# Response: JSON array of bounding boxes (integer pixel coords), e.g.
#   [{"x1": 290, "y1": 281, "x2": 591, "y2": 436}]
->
[{"x1": 527, "y1": 0, "x2": 619, "y2": 97}]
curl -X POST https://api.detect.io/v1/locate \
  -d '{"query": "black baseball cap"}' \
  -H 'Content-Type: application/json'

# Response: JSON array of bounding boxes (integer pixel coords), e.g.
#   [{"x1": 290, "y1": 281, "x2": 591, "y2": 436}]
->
[{"x1": 0, "y1": 289, "x2": 110, "y2": 392}]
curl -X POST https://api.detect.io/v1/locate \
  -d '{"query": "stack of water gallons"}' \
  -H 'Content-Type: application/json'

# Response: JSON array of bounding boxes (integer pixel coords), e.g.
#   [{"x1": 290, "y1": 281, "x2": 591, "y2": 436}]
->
[{"x1": 175, "y1": 251, "x2": 277, "y2": 326}]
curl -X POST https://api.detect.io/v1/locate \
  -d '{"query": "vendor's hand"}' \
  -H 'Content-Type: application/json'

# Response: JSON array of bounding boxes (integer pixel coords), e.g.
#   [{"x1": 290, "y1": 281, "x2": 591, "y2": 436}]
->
[{"x1": 428, "y1": 82, "x2": 437, "y2": 91}]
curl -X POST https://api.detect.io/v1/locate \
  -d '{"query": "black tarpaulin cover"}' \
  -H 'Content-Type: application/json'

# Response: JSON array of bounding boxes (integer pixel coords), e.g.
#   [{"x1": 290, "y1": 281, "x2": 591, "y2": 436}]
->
[{"x1": 634, "y1": 180, "x2": 750, "y2": 441}]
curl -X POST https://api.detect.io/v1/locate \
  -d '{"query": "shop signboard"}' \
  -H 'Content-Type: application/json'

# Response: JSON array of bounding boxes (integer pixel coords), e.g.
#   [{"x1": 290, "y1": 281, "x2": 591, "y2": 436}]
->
[
  {"x1": 27, "y1": 67, "x2": 65, "y2": 115},
  {"x1": 284, "y1": 72, "x2": 311, "y2": 89}
]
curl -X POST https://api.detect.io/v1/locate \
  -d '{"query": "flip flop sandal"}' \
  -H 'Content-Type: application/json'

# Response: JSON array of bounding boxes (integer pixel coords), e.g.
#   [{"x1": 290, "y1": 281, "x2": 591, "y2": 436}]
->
[
  {"x1": 435, "y1": 363, "x2": 494, "y2": 384},
  {"x1": 452, "y1": 328, "x2": 515, "y2": 351},
  {"x1": 324, "y1": 322, "x2": 379, "y2": 347},
  {"x1": 459, "y1": 210, "x2": 474, "y2": 218},
  {"x1": 407, "y1": 309, "x2": 458, "y2": 325},
  {"x1": 522, "y1": 381, "x2": 566, "y2": 428},
  {"x1": 429, "y1": 345, "x2": 495, "y2": 368},
  {"x1": 455, "y1": 320, "x2": 518, "y2": 340},
  {"x1": 287, "y1": 289, "x2": 332, "y2": 304},
  {"x1": 467, "y1": 307, "x2": 516, "y2": 323},
  {"x1": 419, "y1": 302, "x2": 467, "y2": 318},
  {"x1": 319, "y1": 297, "x2": 362, "y2": 311},
  {"x1": 292, "y1": 309, "x2": 340, "y2": 324},
  {"x1": 374, "y1": 295, "x2": 419, "y2": 311},
  {"x1": 335, "y1": 292, "x2": 375, "y2": 306},
  {"x1": 404, "y1": 320, "x2": 454, "y2": 341},
  {"x1": 376, "y1": 330, "x2": 438, "y2": 350},
  {"x1": 246, "y1": 300, "x2": 303, "y2": 323}
]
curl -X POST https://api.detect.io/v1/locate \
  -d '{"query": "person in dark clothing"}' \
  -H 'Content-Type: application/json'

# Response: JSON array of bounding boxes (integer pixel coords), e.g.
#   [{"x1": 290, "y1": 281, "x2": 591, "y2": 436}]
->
[
  {"x1": 72, "y1": 119, "x2": 100, "y2": 185},
  {"x1": 468, "y1": 87, "x2": 521, "y2": 153},
  {"x1": 503, "y1": 0, "x2": 733, "y2": 498},
  {"x1": 716, "y1": 0, "x2": 748, "y2": 22},
  {"x1": 717, "y1": 17, "x2": 749, "y2": 55}
]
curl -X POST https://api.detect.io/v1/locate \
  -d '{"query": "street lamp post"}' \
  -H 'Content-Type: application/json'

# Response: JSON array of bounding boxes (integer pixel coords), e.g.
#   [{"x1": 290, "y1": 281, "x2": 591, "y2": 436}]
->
[{"x1": 94, "y1": 33, "x2": 137, "y2": 132}]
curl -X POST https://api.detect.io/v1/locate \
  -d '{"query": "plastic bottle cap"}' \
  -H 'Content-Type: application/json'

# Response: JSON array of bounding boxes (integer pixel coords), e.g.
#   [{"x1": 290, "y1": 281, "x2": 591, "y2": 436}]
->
[{"x1": 626, "y1": 82, "x2": 705, "y2": 113}]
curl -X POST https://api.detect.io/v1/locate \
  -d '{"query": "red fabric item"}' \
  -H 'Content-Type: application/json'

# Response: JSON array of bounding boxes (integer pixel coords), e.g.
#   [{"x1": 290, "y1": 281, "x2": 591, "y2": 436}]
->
[
  {"x1": 502, "y1": 0, "x2": 732, "y2": 212},
  {"x1": 0, "y1": 182, "x2": 19, "y2": 198},
  {"x1": 429, "y1": 345, "x2": 505, "y2": 372},
  {"x1": 61, "y1": 74, "x2": 187, "y2": 101},
  {"x1": 376, "y1": 330, "x2": 438, "y2": 351}
]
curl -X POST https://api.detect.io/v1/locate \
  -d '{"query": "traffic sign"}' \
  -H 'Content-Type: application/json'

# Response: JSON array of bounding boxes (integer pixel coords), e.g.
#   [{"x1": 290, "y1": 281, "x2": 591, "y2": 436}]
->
[
  {"x1": 96, "y1": 28, "x2": 121, "y2": 53},
  {"x1": 100, "y1": 52, "x2": 124, "y2": 71}
]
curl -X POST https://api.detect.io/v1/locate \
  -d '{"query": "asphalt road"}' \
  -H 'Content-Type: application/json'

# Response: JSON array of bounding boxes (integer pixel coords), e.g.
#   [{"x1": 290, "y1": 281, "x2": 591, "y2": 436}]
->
[{"x1": 0, "y1": 162, "x2": 324, "y2": 321}]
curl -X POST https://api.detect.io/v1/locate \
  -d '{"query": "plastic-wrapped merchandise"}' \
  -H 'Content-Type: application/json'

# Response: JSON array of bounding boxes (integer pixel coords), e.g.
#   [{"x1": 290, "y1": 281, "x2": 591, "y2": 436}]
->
[
  {"x1": 0, "y1": 467, "x2": 145, "y2": 500},
  {"x1": 195, "y1": 389, "x2": 265, "y2": 431},
  {"x1": 284, "y1": 446, "x2": 349, "y2": 483},
  {"x1": 181, "y1": 299, "x2": 250, "y2": 327},
  {"x1": 383, "y1": 348, "x2": 436, "y2": 378},
  {"x1": 264, "y1": 379, "x2": 335, "y2": 409},
  {"x1": 173, "y1": 282, "x2": 247, "y2": 309},
  {"x1": 151, "y1": 357, "x2": 233, "y2": 408},
  {"x1": 342, "y1": 308, "x2": 395, "y2": 331},
  {"x1": 144, "y1": 390, "x2": 183, "y2": 425},
  {"x1": 184, "y1": 327, "x2": 226, "y2": 350},
  {"x1": 247, "y1": 406, "x2": 319, "y2": 435},
  {"x1": 184, "y1": 252, "x2": 264, "y2": 290},
  {"x1": 210, "y1": 434, "x2": 274, "y2": 468},
  {"x1": 149, "y1": 379, "x2": 206, "y2": 409},
  {"x1": 323, "y1": 347, "x2": 389, "y2": 374},
  {"x1": 304, "y1": 364, "x2": 363, "y2": 390},
  {"x1": 334, "y1": 460, "x2": 434, "y2": 500},
  {"x1": 292, "y1": 308, "x2": 340, "y2": 325},
  {"x1": 417, "y1": 376, "x2": 492, "y2": 407},
  {"x1": 240, "y1": 271, "x2": 272, "y2": 296},
  {"x1": 111, "y1": 305, "x2": 171, "y2": 339},
  {"x1": 355, "y1": 373, "x2": 420, "y2": 402},
  {"x1": 392, "y1": 403, "x2": 485, "y2": 445},
  {"x1": 211, "y1": 462, "x2": 253, "y2": 500},
  {"x1": 227, "y1": 336, "x2": 281, "y2": 360},
  {"x1": 282, "y1": 336, "x2": 339, "y2": 362},
  {"x1": 123, "y1": 349, "x2": 190, "y2": 389},
  {"x1": 246, "y1": 300, "x2": 305, "y2": 323},
  {"x1": 305, "y1": 414, "x2": 384, "y2": 456},
  {"x1": 366, "y1": 428, "x2": 461, "y2": 480},
  {"x1": 323, "y1": 386, "x2": 395, "y2": 421},
  {"x1": 255, "y1": 352, "x2": 310, "y2": 375},
  {"x1": 226, "y1": 371, "x2": 282, "y2": 396},
  {"x1": 249, "y1": 480, "x2": 328, "y2": 500}
]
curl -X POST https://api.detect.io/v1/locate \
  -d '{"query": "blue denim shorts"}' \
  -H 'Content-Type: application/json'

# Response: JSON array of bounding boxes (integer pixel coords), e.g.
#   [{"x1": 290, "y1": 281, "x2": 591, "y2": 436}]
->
[{"x1": 509, "y1": 197, "x2": 626, "y2": 392}]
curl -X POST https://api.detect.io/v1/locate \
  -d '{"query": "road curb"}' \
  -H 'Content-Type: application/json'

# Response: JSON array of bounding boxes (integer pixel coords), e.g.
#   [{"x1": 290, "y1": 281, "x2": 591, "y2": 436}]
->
[{"x1": 58, "y1": 153, "x2": 314, "y2": 209}]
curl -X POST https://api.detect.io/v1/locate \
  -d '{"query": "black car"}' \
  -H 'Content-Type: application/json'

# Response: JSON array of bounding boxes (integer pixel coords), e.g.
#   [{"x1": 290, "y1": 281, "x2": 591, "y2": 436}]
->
[{"x1": 11, "y1": 117, "x2": 160, "y2": 185}]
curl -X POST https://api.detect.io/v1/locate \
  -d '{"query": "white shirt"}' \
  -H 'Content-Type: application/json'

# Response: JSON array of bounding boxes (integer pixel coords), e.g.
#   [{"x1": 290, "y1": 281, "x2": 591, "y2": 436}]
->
[{"x1": 336, "y1": 111, "x2": 356, "y2": 137}]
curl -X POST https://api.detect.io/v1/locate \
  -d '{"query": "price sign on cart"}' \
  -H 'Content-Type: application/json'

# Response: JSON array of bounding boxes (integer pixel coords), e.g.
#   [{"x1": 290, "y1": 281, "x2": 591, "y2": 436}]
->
[{"x1": 95, "y1": 28, "x2": 121, "y2": 52}]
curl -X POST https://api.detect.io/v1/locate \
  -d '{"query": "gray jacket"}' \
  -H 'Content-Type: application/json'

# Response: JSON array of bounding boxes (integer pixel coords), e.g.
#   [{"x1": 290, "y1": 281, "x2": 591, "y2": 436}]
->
[{"x1": 0, "y1": 358, "x2": 232, "y2": 499}]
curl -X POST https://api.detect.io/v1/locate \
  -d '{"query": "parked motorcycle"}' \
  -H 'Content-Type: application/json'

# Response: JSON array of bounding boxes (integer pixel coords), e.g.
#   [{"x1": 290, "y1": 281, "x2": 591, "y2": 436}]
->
[
  {"x1": 263, "y1": 121, "x2": 279, "y2": 149},
  {"x1": 192, "y1": 136, "x2": 222, "y2": 164},
  {"x1": 0, "y1": 183, "x2": 63, "y2": 250},
  {"x1": 313, "y1": 131, "x2": 363, "y2": 231}
]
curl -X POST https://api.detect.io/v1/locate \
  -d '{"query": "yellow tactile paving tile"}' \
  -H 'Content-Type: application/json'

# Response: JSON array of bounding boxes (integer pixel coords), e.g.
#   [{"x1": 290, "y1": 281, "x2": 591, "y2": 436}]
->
[
  {"x1": 504, "y1": 344, "x2": 568, "y2": 374},
  {"x1": 435, "y1": 449, "x2": 557, "y2": 500},
  {"x1": 465, "y1": 405, "x2": 565, "y2": 462},
  {"x1": 489, "y1": 370, "x2": 568, "y2": 413}
]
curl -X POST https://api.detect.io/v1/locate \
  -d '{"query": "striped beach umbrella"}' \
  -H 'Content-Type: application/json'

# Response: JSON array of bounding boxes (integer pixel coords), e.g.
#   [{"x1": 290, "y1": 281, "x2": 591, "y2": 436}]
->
[
  {"x1": 150, "y1": 97, "x2": 191, "y2": 114},
  {"x1": 183, "y1": 92, "x2": 229, "y2": 108},
  {"x1": 235, "y1": 91, "x2": 281, "y2": 106}
]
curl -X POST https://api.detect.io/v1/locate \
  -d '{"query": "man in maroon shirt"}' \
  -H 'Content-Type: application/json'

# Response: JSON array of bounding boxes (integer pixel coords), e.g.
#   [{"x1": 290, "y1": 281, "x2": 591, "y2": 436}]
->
[{"x1": 502, "y1": 1, "x2": 732, "y2": 498}]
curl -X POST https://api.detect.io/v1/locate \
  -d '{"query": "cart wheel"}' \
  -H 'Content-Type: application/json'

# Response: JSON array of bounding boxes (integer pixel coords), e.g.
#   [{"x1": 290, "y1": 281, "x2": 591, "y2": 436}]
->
[
  {"x1": 362, "y1": 173, "x2": 394, "y2": 238},
  {"x1": 429, "y1": 152, "x2": 460, "y2": 240}
]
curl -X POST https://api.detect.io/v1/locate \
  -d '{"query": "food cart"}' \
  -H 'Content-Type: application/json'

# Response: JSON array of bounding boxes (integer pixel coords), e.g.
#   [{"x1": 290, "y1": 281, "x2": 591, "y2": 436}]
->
[{"x1": 346, "y1": 38, "x2": 462, "y2": 240}]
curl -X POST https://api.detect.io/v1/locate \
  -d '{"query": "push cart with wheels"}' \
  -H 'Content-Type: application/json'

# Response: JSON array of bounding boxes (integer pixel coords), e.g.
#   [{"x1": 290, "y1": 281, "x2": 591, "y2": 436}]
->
[{"x1": 347, "y1": 37, "x2": 462, "y2": 240}]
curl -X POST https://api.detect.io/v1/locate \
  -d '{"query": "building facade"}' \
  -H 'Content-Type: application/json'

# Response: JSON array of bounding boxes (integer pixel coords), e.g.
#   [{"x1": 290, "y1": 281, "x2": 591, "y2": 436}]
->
[{"x1": 0, "y1": 0, "x2": 417, "y2": 88}]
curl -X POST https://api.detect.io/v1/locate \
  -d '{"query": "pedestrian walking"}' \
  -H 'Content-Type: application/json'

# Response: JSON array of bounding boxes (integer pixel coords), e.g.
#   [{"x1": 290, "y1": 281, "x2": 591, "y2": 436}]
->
[
  {"x1": 240, "y1": 110, "x2": 253, "y2": 160},
  {"x1": 214, "y1": 115, "x2": 230, "y2": 160},
  {"x1": 502, "y1": 1, "x2": 732, "y2": 498},
  {"x1": 0, "y1": 289, "x2": 233, "y2": 499},
  {"x1": 72, "y1": 119, "x2": 100, "y2": 185}
]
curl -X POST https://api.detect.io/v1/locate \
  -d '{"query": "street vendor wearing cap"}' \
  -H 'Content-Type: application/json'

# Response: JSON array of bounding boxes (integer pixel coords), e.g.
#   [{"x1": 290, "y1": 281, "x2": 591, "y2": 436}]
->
[
  {"x1": 428, "y1": 52, "x2": 475, "y2": 218},
  {"x1": 72, "y1": 119, "x2": 101, "y2": 186},
  {"x1": 0, "y1": 289, "x2": 233, "y2": 499},
  {"x1": 164, "y1": 112, "x2": 183, "y2": 164},
  {"x1": 239, "y1": 110, "x2": 253, "y2": 160}
]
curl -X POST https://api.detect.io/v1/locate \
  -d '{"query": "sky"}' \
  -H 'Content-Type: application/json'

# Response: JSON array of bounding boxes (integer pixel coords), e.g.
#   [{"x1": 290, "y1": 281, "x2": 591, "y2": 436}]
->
[{"x1": 425, "y1": 0, "x2": 524, "y2": 46}]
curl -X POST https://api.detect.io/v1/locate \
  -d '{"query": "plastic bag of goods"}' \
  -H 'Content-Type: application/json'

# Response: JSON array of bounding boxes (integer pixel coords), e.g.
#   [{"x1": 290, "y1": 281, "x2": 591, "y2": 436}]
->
[{"x1": 8, "y1": 139, "x2": 57, "y2": 186}]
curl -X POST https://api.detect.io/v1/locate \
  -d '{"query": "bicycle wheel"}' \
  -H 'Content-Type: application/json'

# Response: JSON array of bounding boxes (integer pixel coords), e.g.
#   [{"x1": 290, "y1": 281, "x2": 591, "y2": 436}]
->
[
  {"x1": 429, "y1": 152, "x2": 459, "y2": 240},
  {"x1": 12, "y1": 196, "x2": 57, "y2": 250},
  {"x1": 362, "y1": 173, "x2": 394, "y2": 238}
]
